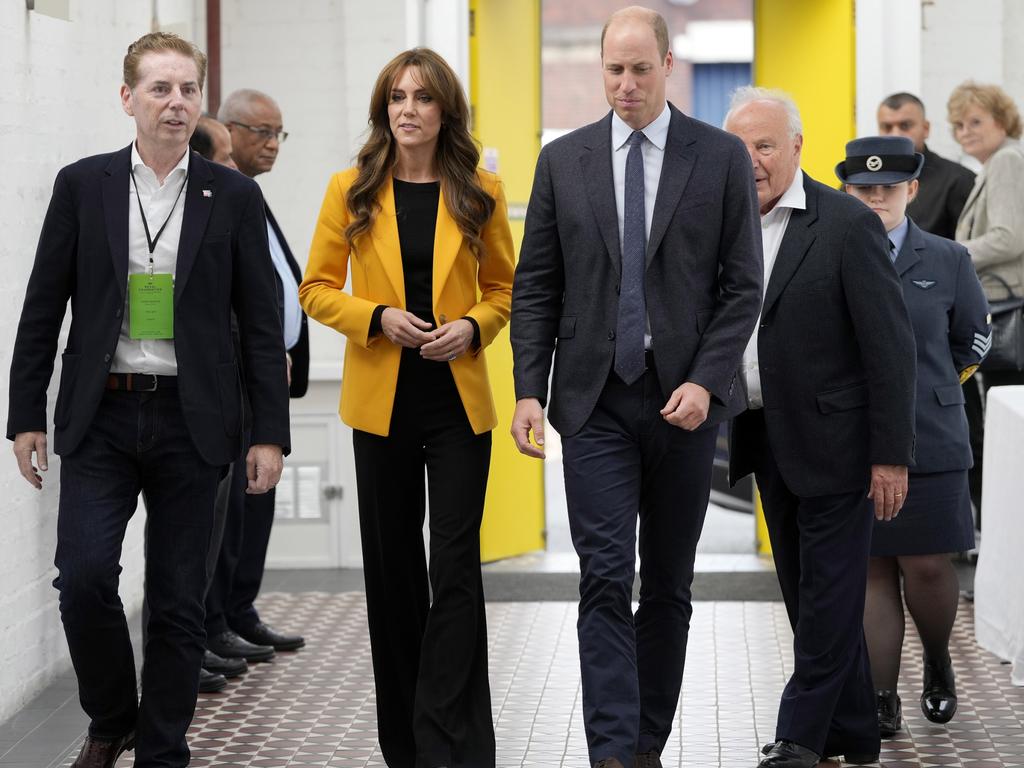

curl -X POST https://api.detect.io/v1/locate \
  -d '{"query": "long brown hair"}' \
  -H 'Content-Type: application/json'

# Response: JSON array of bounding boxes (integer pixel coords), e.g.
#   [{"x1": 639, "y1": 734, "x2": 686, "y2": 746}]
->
[{"x1": 345, "y1": 48, "x2": 495, "y2": 259}]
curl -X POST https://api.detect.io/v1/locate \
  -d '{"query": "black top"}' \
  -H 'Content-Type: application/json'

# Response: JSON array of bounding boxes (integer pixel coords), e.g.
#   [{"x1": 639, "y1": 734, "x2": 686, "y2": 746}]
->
[
  {"x1": 394, "y1": 178, "x2": 440, "y2": 324},
  {"x1": 369, "y1": 178, "x2": 480, "y2": 346},
  {"x1": 907, "y1": 144, "x2": 976, "y2": 240}
]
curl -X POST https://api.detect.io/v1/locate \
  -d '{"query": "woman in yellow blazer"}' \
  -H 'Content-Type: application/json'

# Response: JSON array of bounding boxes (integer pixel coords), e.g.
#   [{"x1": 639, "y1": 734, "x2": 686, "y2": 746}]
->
[{"x1": 299, "y1": 48, "x2": 513, "y2": 768}]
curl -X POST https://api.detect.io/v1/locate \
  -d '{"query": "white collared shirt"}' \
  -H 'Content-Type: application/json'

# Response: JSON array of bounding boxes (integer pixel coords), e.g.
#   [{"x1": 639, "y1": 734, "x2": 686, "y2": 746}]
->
[
  {"x1": 611, "y1": 103, "x2": 671, "y2": 347},
  {"x1": 742, "y1": 169, "x2": 806, "y2": 408},
  {"x1": 266, "y1": 221, "x2": 302, "y2": 350},
  {"x1": 110, "y1": 144, "x2": 189, "y2": 375}
]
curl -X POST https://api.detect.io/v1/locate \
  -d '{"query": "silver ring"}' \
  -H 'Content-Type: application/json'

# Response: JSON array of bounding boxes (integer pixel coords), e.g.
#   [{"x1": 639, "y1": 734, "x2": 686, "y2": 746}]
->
[{"x1": 448, "y1": 353, "x2": 457, "y2": 361}]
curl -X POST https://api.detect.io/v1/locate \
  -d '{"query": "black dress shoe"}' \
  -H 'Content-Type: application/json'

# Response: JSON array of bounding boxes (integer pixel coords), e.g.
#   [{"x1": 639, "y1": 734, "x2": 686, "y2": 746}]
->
[
  {"x1": 199, "y1": 666, "x2": 227, "y2": 693},
  {"x1": 203, "y1": 649, "x2": 248, "y2": 678},
  {"x1": 236, "y1": 621, "x2": 305, "y2": 651},
  {"x1": 758, "y1": 740, "x2": 820, "y2": 768},
  {"x1": 207, "y1": 629, "x2": 275, "y2": 662},
  {"x1": 877, "y1": 688, "x2": 902, "y2": 737},
  {"x1": 921, "y1": 654, "x2": 958, "y2": 723},
  {"x1": 71, "y1": 732, "x2": 134, "y2": 767}
]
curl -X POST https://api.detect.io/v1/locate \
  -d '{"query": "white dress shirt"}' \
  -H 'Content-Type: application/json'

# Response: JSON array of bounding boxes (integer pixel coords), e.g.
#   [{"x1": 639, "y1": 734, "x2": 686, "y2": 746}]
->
[
  {"x1": 611, "y1": 103, "x2": 671, "y2": 348},
  {"x1": 111, "y1": 144, "x2": 189, "y2": 375},
  {"x1": 266, "y1": 221, "x2": 302, "y2": 351},
  {"x1": 742, "y1": 169, "x2": 806, "y2": 408}
]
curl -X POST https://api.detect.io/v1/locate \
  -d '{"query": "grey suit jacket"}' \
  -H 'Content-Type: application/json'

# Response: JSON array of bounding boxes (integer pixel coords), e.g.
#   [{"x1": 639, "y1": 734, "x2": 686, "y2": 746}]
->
[
  {"x1": 511, "y1": 104, "x2": 763, "y2": 437},
  {"x1": 956, "y1": 138, "x2": 1024, "y2": 301}
]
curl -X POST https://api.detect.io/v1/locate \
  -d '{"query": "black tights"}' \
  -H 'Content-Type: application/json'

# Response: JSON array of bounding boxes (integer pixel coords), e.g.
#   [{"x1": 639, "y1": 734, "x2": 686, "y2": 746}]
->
[{"x1": 864, "y1": 554, "x2": 960, "y2": 691}]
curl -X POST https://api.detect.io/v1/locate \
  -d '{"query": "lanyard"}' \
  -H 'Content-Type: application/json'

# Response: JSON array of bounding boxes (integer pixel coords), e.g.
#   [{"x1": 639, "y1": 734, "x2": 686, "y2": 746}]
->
[{"x1": 130, "y1": 168, "x2": 188, "y2": 273}]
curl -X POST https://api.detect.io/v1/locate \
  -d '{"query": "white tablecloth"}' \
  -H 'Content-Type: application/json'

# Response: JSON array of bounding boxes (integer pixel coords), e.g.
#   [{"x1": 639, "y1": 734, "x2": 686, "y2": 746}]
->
[{"x1": 975, "y1": 385, "x2": 1024, "y2": 685}]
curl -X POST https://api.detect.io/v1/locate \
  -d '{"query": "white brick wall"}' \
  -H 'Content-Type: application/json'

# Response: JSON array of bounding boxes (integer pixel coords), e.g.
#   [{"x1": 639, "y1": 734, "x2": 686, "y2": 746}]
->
[{"x1": 0, "y1": 0, "x2": 200, "y2": 725}]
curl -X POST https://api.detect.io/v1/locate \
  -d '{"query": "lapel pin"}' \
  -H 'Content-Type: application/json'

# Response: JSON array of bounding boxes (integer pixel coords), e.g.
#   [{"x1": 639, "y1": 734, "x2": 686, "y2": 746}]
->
[{"x1": 202, "y1": 189, "x2": 213, "y2": 198}]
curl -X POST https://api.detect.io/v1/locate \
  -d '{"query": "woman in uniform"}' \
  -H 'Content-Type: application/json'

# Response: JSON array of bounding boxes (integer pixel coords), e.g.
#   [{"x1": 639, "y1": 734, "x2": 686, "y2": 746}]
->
[{"x1": 837, "y1": 136, "x2": 990, "y2": 738}]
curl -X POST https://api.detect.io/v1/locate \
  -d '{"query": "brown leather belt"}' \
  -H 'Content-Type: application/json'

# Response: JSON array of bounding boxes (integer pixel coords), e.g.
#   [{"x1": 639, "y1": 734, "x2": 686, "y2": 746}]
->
[{"x1": 105, "y1": 373, "x2": 177, "y2": 391}]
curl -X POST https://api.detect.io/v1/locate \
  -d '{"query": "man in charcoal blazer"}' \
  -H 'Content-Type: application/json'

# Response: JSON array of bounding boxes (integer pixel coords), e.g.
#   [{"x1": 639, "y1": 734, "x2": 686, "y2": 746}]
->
[
  {"x1": 510, "y1": 8, "x2": 762, "y2": 768},
  {"x1": 725, "y1": 90, "x2": 916, "y2": 768},
  {"x1": 7, "y1": 34, "x2": 289, "y2": 767}
]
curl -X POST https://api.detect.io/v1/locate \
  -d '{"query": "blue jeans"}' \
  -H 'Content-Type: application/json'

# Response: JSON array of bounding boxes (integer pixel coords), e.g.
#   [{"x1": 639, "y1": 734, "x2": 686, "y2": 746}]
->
[{"x1": 54, "y1": 387, "x2": 221, "y2": 767}]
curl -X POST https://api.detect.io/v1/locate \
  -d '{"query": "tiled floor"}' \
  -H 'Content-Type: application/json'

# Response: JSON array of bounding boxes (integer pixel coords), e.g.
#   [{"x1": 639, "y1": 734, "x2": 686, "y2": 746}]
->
[{"x1": 19, "y1": 592, "x2": 1021, "y2": 768}]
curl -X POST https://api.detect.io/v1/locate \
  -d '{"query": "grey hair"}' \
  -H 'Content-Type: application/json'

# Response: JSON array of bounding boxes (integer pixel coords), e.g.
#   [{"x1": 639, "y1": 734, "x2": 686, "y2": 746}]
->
[
  {"x1": 724, "y1": 86, "x2": 803, "y2": 138},
  {"x1": 217, "y1": 88, "x2": 279, "y2": 123}
]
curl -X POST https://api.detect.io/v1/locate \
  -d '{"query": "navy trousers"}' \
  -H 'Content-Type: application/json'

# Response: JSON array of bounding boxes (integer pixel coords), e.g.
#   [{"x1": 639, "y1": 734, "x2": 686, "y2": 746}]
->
[
  {"x1": 204, "y1": 432, "x2": 276, "y2": 637},
  {"x1": 561, "y1": 362, "x2": 717, "y2": 767},
  {"x1": 55, "y1": 387, "x2": 221, "y2": 767},
  {"x1": 745, "y1": 409, "x2": 879, "y2": 758}
]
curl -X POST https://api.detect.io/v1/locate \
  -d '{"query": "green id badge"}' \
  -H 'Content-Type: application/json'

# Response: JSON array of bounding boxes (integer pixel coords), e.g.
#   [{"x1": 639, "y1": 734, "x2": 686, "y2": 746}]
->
[{"x1": 128, "y1": 273, "x2": 174, "y2": 339}]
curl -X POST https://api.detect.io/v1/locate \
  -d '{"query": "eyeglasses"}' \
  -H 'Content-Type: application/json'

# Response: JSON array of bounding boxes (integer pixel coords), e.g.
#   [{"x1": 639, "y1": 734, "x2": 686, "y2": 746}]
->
[{"x1": 230, "y1": 122, "x2": 289, "y2": 143}]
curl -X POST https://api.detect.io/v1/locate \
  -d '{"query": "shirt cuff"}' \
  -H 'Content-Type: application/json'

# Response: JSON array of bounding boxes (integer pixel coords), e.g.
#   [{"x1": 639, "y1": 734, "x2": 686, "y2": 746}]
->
[
  {"x1": 370, "y1": 305, "x2": 387, "y2": 337},
  {"x1": 462, "y1": 316, "x2": 481, "y2": 349}
]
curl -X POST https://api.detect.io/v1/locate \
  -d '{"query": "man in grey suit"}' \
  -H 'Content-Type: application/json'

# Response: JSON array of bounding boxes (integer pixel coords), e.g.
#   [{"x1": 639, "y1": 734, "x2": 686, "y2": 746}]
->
[
  {"x1": 510, "y1": 7, "x2": 762, "y2": 768},
  {"x1": 725, "y1": 89, "x2": 916, "y2": 768}
]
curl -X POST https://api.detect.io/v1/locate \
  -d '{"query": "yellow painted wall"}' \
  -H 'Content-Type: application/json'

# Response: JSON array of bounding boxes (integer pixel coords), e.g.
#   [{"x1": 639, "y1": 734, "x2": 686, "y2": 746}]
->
[
  {"x1": 752, "y1": 0, "x2": 857, "y2": 553},
  {"x1": 754, "y1": 0, "x2": 856, "y2": 183},
  {"x1": 470, "y1": 0, "x2": 546, "y2": 562}
]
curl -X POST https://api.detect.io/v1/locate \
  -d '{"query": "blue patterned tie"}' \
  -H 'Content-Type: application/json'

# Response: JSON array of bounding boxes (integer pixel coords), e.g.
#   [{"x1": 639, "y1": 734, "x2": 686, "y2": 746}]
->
[{"x1": 615, "y1": 130, "x2": 647, "y2": 385}]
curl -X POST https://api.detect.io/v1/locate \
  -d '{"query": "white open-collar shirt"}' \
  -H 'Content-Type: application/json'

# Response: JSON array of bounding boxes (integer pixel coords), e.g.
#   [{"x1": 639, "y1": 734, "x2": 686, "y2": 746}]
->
[
  {"x1": 742, "y1": 169, "x2": 806, "y2": 408},
  {"x1": 110, "y1": 143, "x2": 189, "y2": 375}
]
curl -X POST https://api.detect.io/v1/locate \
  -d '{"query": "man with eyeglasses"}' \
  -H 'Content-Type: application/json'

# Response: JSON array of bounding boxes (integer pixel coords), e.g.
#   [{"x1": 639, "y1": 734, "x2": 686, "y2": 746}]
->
[{"x1": 203, "y1": 89, "x2": 309, "y2": 664}]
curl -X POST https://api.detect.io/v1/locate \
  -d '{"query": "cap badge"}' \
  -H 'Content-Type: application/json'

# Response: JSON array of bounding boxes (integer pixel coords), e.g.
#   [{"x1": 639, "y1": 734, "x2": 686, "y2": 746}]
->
[{"x1": 866, "y1": 155, "x2": 883, "y2": 172}]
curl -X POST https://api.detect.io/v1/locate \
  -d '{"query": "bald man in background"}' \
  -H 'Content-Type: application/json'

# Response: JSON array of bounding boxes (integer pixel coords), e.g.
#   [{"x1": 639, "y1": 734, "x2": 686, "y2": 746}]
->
[{"x1": 190, "y1": 115, "x2": 237, "y2": 170}]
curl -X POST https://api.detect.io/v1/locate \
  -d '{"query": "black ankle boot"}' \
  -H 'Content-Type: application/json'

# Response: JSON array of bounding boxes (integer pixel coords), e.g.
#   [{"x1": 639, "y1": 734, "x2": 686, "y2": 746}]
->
[
  {"x1": 921, "y1": 654, "x2": 958, "y2": 723},
  {"x1": 876, "y1": 689, "x2": 902, "y2": 737}
]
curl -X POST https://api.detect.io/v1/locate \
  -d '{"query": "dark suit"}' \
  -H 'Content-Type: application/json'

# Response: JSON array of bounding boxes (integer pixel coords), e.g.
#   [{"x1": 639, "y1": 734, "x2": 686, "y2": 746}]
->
[
  {"x1": 513, "y1": 105, "x2": 762, "y2": 763},
  {"x1": 729, "y1": 174, "x2": 916, "y2": 758},
  {"x1": 908, "y1": 145, "x2": 975, "y2": 241},
  {"x1": 205, "y1": 203, "x2": 308, "y2": 639},
  {"x1": 7, "y1": 145, "x2": 290, "y2": 765}
]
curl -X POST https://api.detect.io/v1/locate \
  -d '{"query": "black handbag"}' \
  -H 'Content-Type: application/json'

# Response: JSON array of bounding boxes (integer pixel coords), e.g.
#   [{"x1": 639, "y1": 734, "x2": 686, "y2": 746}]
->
[{"x1": 980, "y1": 273, "x2": 1024, "y2": 372}]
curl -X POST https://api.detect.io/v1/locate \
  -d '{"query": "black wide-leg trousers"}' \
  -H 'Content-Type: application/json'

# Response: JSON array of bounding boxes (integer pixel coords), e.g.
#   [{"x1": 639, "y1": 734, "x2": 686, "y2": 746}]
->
[{"x1": 352, "y1": 348, "x2": 494, "y2": 768}]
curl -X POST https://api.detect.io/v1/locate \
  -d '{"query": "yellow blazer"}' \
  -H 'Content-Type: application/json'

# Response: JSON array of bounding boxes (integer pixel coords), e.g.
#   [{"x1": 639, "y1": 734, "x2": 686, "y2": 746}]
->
[{"x1": 299, "y1": 167, "x2": 515, "y2": 436}]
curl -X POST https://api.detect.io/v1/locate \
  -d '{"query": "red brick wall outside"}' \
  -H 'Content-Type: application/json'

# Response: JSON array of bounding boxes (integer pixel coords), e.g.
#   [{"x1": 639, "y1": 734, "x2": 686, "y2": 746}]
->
[{"x1": 542, "y1": 0, "x2": 751, "y2": 131}]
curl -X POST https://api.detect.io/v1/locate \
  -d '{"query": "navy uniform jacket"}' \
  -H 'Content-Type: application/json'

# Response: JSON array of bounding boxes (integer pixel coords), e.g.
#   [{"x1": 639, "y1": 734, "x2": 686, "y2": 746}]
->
[{"x1": 897, "y1": 218, "x2": 990, "y2": 473}]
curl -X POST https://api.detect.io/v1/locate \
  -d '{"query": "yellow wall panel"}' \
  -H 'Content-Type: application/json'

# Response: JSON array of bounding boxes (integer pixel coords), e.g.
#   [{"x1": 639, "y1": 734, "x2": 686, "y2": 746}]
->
[{"x1": 470, "y1": 0, "x2": 546, "y2": 562}]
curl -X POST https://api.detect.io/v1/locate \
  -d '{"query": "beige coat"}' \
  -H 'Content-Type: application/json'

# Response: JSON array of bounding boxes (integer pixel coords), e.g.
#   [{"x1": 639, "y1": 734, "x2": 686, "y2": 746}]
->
[{"x1": 956, "y1": 138, "x2": 1024, "y2": 300}]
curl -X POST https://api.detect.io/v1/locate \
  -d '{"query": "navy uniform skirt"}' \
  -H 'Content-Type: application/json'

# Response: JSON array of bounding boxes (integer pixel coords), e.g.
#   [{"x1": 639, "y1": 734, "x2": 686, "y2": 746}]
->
[{"x1": 870, "y1": 469, "x2": 975, "y2": 557}]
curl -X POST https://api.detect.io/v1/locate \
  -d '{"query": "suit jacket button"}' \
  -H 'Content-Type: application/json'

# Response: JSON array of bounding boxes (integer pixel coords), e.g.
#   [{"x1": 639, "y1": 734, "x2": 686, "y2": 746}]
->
[
  {"x1": 115, "y1": 308, "x2": 122, "y2": 318},
  {"x1": 103, "y1": 354, "x2": 111, "y2": 363},
  {"x1": 760, "y1": 322, "x2": 767, "y2": 328},
  {"x1": 608, "y1": 330, "x2": 616, "y2": 340}
]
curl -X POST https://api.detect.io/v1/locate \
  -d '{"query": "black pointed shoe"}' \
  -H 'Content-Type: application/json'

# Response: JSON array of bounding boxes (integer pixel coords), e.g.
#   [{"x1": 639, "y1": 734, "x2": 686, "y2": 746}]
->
[
  {"x1": 203, "y1": 649, "x2": 248, "y2": 678},
  {"x1": 236, "y1": 621, "x2": 305, "y2": 652},
  {"x1": 921, "y1": 655, "x2": 958, "y2": 723},
  {"x1": 758, "y1": 740, "x2": 820, "y2": 768},
  {"x1": 207, "y1": 629, "x2": 276, "y2": 662},
  {"x1": 877, "y1": 689, "x2": 902, "y2": 737}
]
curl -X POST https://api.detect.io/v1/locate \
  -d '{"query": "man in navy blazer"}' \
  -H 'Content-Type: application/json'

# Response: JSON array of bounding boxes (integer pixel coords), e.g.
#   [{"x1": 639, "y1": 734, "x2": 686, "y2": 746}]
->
[
  {"x1": 7, "y1": 33, "x2": 289, "y2": 768},
  {"x1": 511, "y1": 8, "x2": 762, "y2": 767},
  {"x1": 725, "y1": 90, "x2": 916, "y2": 768}
]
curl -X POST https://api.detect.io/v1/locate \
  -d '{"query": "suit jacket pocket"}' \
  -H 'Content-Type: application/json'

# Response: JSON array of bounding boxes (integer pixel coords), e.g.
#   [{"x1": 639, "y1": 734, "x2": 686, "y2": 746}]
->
[
  {"x1": 934, "y1": 383, "x2": 966, "y2": 407},
  {"x1": 557, "y1": 316, "x2": 576, "y2": 339},
  {"x1": 216, "y1": 361, "x2": 243, "y2": 437},
  {"x1": 53, "y1": 352, "x2": 80, "y2": 428},
  {"x1": 816, "y1": 382, "x2": 869, "y2": 414}
]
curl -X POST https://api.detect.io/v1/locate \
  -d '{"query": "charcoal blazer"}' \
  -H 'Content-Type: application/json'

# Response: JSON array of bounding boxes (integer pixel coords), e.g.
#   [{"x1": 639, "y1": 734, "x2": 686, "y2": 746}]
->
[
  {"x1": 7, "y1": 145, "x2": 291, "y2": 466},
  {"x1": 729, "y1": 174, "x2": 917, "y2": 497},
  {"x1": 265, "y1": 204, "x2": 309, "y2": 398},
  {"x1": 896, "y1": 218, "x2": 990, "y2": 472},
  {"x1": 512, "y1": 104, "x2": 763, "y2": 436}
]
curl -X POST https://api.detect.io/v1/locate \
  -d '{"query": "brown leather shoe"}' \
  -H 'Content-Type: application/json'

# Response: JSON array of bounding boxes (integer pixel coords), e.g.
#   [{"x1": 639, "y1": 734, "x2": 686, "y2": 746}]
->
[
  {"x1": 594, "y1": 759, "x2": 625, "y2": 768},
  {"x1": 635, "y1": 751, "x2": 663, "y2": 768},
  {"x1": 71, "y1": 732, "x2": 135, "y2": 768}
]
